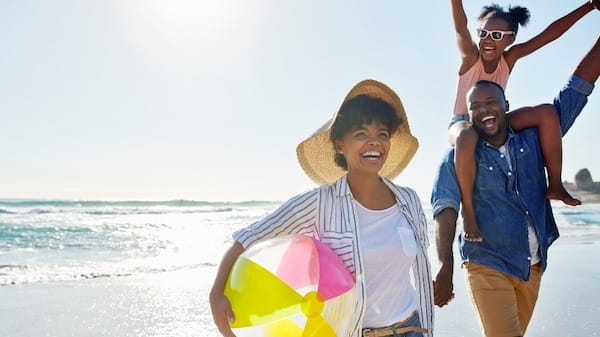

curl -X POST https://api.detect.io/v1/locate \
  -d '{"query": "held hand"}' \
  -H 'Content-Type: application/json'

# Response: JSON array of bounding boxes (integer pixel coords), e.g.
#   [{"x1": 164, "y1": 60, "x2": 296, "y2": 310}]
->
[
  {"x1": 433, "y1": 264, "x2": 455, "y2": 307},
  {"x1": 592, "y1": 0, "x2": 600, "y2": 10},
  {"x1": 210, "y1": 292, "x2": 237, "y2": 337}
]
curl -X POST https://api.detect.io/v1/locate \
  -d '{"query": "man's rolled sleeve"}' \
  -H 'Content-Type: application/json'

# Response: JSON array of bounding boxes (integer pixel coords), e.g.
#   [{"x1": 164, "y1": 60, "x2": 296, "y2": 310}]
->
[
  {"x1": 431, "y1": 150, "x2": 462, "y2": 218},
  {"x1": 556, "y1": 74, "x2": 595, "y2": 135},
  {"x1": 432, "y1": 198, "x2": 460, "y2": 218}
]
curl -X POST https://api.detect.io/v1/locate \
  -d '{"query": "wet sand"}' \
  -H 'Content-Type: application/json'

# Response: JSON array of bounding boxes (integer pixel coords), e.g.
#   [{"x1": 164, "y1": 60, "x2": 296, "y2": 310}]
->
[{"x1": 2, "y1": 240, "x2": 598, "y2": 337}]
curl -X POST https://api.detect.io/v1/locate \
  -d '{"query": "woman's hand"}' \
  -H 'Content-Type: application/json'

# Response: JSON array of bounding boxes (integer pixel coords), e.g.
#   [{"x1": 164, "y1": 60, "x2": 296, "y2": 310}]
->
[
  {"x1": 209, "y1": 291, "x2": 237, "y2": 337},
  {"x1": 209, "y1": 242, "x2": 246, "y2": 336}
]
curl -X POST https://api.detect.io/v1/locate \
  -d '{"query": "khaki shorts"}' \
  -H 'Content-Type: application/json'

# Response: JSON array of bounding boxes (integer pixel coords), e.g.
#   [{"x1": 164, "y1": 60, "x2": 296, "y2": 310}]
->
[{"x1": 463, "y1": 262, "x2": 543, "y2": 337}]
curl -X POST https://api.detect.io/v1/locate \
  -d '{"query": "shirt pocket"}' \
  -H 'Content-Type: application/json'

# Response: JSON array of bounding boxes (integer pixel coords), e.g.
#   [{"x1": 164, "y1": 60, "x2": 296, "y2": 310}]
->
[
  {"x1": 476, "y1": 159, "x2": 506, "y2": 191},
  {"x1": 396, "y1": 226, "x2": 417, "y2": 258},
  {"x1": 513, "y1": 143, "x2": 543, "y2": 184}
]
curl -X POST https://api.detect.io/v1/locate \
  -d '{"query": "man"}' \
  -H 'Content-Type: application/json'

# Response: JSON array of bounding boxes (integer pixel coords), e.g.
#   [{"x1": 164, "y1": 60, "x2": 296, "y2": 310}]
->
[{"x1": 431, "y1": 36, "x2": 599, "y2": 337}]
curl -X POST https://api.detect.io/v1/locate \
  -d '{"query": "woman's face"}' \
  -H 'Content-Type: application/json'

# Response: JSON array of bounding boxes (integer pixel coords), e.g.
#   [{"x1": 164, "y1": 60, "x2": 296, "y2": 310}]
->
[{"x1": 335, "y1": 122, "x2": 391, "y2": 175}]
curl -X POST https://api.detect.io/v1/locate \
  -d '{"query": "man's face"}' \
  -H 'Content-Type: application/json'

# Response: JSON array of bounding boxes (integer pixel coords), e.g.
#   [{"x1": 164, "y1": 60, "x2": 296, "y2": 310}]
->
[{"x1": 467, "y1": 83, "x2": 508, "y2": 145}]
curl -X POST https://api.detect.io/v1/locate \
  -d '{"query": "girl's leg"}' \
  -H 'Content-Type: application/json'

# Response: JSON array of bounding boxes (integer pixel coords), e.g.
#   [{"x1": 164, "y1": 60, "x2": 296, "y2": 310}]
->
[
  {"x1": 508, "y1": 105, "x2": 581, "y2": 206},
  {"x1": 454, "y1": 123, "x2": 483, "y2": 242}
]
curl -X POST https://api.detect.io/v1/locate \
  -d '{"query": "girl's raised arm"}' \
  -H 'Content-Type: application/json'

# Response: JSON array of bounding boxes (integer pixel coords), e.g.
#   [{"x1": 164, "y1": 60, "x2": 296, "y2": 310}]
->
[
  {"x1": 451, "y1": 0, "x2": 479, "y2": 73},
  {"x1": 505, "y1": 0, "x2": 597, "y2": 68}
]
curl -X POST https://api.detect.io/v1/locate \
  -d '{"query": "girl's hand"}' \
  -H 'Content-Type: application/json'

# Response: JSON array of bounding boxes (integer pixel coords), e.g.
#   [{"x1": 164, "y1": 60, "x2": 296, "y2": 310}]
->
[{"x1": 210, "y1": 292, "x2": 237, "y2": 337}]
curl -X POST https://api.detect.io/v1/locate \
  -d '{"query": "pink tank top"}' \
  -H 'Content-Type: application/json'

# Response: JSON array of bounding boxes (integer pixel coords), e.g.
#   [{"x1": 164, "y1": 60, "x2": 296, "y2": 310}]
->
[{"x1": 452, "y1": 55, "x2": 510, "y2": 116}]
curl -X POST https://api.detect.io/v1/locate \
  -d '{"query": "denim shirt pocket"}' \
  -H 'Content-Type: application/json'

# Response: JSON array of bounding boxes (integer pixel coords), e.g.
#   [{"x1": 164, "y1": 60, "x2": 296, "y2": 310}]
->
[
  {"x1": 476, "y1": 159, "x2": 506, "y2": 191},
  {"x1": 512, "y1": 142, "x2": 543, "y2": 184}
]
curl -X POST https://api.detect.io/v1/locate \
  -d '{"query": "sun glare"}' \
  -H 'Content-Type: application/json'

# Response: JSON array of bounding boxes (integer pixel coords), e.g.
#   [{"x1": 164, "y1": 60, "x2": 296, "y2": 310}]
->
[{"x1": 147, "y1": 0, "x2": 238, "y2": 40}]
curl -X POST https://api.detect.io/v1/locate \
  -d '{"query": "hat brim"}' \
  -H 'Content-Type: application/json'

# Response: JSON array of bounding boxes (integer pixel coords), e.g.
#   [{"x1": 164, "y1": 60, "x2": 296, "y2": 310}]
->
[{"x1": 296, "y1": 79, "x2": 419, "y2": 185}]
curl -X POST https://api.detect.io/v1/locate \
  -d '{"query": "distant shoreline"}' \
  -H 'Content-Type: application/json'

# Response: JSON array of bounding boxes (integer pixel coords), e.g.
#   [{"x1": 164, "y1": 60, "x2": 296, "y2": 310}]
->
[{"x1": 564, "y1": 183, "x2": 600, "y2": 204}]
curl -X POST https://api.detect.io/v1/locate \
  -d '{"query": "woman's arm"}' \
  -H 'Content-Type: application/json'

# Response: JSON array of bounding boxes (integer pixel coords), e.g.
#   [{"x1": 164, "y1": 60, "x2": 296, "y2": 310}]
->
[
  {"x1": 233, "y1": 190, "x2": 319, "y2": 247},
  {"x1": 451, "y1": 0, "x2": 479, "y2": 74},
  {"x1": 209, "y1": 242, "x2": 245, "y2": 337},
  {"x1": 209, "y1": 189, "x2": 320, "y2": 336},
  {"x1": 505, "y1": 1, "x2": 596, "y2": 69}
]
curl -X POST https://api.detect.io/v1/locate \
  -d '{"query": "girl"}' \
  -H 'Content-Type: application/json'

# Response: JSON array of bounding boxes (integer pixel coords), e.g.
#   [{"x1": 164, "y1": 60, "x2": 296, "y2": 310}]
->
[{"x1": 450, "y1": 0, "x2": 598, "y2": 242}]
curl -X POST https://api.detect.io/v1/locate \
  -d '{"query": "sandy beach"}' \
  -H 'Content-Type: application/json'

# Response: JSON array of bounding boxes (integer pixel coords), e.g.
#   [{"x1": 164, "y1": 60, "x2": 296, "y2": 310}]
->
[{"x1": 2, "y1": 239, "x2": 598, "y2": 337}]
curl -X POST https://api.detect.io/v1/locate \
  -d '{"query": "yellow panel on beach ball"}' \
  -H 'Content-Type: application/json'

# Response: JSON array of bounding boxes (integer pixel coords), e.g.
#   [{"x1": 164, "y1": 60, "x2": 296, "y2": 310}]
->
[
  {"x1": 225, "y1": 256, "x2": 303, "y2": 328},
  {"x1": 264, "y1": 318, "x2": 303, "y2": 337},
  {"x1": 303, "y1": 315, "x2": 337, "y2": 337}
]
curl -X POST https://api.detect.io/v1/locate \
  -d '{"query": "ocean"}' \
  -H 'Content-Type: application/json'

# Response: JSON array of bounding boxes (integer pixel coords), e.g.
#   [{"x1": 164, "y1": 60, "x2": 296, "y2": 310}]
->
[
  {"x1": 2, "y1": 199, "x2": 599, "y2": 287},
  {"x1": 0, "y1": 199, "x2": 280, "y2": 287}
]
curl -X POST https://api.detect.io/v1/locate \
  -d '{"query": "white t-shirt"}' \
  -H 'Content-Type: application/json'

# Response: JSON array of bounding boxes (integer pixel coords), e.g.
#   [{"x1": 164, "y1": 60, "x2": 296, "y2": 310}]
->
[{"x1": 354, "y1": 200, "x2": 417, "y2": 327}]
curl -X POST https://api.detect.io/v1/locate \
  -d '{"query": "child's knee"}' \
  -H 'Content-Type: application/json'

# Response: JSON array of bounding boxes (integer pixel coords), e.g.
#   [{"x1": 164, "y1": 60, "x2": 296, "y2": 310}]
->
[
  {"x1": 537, "y1": 104, "x2": 560, "y2": 127},
  {"x1": 457, "y1": 127, "x2": 479, "y2": 147}
]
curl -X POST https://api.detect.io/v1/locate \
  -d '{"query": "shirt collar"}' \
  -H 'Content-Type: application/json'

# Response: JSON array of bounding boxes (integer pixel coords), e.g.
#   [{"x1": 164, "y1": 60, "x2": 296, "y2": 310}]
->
[
  {"x1": 333, "y1": 175, "x2": 352, "y2": 197},
  {"x1": 333, "y1": 175, "x2": 408, "y2": 207},
  {"x1": 481, "y1": 128, "x2": 515, "y2": 149}
]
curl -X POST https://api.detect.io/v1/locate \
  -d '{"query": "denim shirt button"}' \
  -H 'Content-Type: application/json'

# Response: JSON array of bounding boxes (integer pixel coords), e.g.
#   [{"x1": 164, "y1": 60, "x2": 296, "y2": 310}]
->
[
  {"x1": 489, "y1": 166, "x2": 493, "y2": 170},
  {"x1": 520, "y1": 148, "x2": 524, "y2": 153},
  {"x1": 500, "y1": 154, "x2": 505, "y2": 158},
  {"x1": 527, "y1": 257, "x2": 532, "y2": 260},
  {"x1": 508, "y1": 171, "x2": 512, "y2": 176}
]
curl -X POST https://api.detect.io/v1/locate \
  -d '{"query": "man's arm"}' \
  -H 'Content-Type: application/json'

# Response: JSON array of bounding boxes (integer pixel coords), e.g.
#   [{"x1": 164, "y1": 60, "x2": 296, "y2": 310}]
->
[
  {"x1": 431, "y1": 150, "x2": 461, "y2": 306},
  {"x1": 434, "y1": 207, "x2": 458, "y2": 307},
  {"x1": 556, "y1": 37, "x2": 599, "y2": 136},
  {"x1": 573, "y1": 36, "x2": 600, "y2": 85}
]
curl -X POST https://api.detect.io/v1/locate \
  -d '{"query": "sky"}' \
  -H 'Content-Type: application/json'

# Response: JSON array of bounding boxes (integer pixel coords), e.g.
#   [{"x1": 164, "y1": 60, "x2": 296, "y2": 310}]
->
[{"x1": 1, "y1": 0, "x2": 598, "y2": 202}]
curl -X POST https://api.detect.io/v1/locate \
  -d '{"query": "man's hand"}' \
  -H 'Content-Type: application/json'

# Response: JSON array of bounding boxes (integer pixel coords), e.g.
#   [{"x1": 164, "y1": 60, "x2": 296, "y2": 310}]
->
[
  {"x1": 433, "y1": 208, "x2": 458, "y2": 307},
  {"x1": 434, "y1": 263, "x2": 455, "y2": 307}
]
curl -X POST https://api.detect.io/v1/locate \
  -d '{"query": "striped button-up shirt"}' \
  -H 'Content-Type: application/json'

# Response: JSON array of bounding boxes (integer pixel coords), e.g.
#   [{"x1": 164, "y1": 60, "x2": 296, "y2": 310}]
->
[{"x1": 234, "y1": 175, "x2": 434, "y2": 336}]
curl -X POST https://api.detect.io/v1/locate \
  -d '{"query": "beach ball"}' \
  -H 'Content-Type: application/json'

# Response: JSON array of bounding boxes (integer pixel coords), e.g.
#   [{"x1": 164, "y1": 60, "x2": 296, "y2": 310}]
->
[{"x1": 225, "y1": 235, "x2": 356, "y2": 337}]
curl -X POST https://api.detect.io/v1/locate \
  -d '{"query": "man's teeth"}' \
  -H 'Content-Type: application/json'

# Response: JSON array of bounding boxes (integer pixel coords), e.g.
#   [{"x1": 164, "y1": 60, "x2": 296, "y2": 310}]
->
[{"x1": 482, "y1": 116, "x2": 496, "y2": 127}]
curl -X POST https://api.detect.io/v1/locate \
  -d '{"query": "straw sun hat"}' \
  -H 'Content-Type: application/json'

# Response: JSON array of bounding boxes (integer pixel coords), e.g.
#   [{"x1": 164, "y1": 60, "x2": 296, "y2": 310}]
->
[{"x1": 296, "y1": 79, "x2": 419, "y2": 185}]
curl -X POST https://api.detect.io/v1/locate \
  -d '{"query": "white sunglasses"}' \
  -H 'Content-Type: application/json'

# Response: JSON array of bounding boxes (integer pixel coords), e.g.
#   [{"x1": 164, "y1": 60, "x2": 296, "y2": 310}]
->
[{"x1": 477, "y1": 28, "x2": 514, "y2": 41}]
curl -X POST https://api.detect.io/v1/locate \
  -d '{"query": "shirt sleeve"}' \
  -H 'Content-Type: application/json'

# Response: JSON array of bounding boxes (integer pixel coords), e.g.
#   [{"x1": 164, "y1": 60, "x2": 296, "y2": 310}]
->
[
  {"x1": 430, "y1": 150, "x2": 461, "y2": 218},
  {"x1": 233, "y1": 189, "x2": 319, "y2": 248},
  {"x1": 555, "y1": 74, "x2": 594, "y2": 136},
  {"x1": 405, "y1": 186, "x2": 430, "y2": 249},
  {"x1": 404, "y1": 188, "x2": 435, "y2": 335}
]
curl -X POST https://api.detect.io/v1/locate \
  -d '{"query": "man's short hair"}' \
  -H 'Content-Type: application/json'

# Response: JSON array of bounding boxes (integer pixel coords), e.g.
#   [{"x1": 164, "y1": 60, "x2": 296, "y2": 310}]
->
[{"x1": 473, "y1": 80, "x2": 506, "y2": 100}]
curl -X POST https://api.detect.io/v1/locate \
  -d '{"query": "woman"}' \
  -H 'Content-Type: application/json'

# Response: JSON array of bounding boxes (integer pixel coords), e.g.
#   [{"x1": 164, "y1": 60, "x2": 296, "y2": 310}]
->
[{"x1": 210, "y1": 79, "x2": 434, "y2": 337}]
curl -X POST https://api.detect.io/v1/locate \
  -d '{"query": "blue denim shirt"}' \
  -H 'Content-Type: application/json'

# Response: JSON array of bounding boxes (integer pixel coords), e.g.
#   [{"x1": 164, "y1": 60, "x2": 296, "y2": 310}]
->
[{"x1": 431, "y1": 75, "x2": 594, "y2": 281}]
